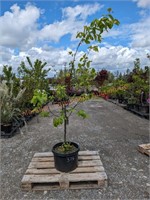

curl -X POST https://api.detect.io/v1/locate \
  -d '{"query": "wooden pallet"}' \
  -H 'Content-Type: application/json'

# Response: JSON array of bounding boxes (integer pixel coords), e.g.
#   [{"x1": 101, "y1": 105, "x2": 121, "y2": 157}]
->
[
  {"x1": 138, "y1": 143, "x2": 150, "y2": 156},
  {"x1": 21, "y1": 151, "x2": 107, "y2": 191}
]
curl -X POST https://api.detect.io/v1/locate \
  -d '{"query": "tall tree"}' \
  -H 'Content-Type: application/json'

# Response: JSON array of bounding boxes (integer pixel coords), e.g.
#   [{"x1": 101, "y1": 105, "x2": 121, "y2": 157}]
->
[
  {"x1": 2, "y1": 65, "x2": 21, "y2": 96},
  {"x1": 18, "y1": 57, "x2": 50, "y2": 107},
  {"x1": 95, "y1": 69, "x2": 109, "y2": 86}
]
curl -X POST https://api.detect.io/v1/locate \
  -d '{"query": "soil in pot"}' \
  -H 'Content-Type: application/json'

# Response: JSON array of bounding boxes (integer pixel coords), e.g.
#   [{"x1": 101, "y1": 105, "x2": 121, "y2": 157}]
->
[{"x1": 52, "y1": 142, "x2": 80, "y2": 173}]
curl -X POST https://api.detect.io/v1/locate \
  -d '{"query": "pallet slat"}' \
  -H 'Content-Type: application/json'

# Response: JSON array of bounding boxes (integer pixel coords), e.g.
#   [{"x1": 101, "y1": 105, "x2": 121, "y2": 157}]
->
[
  {"x1": 26, "y1": 166, "x2": 105, "y2": 175},
  {"x1": 22, "y1": 172, "x2": 107, "y2": 183},
  {"x1": 138, "y1": 143, "x2": 150, "y2": 156},
  {"x1": 34, "y1": 151, "x2": 99, "y2": 157},
  {"x1": 32, "y1": 155, "x2": 100, "y2": 162},
  {"x1": 28, "y1": 160, "x2": 102, "y2": 169},
  {"x1": 21, "y1": 151, "x2": 107, "y2": 190}
]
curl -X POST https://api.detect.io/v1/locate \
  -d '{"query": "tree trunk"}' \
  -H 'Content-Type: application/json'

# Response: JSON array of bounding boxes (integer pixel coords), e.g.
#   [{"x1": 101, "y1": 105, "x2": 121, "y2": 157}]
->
[{"x1": 64, "y1": 105, "x2": 67, "y2": 143}]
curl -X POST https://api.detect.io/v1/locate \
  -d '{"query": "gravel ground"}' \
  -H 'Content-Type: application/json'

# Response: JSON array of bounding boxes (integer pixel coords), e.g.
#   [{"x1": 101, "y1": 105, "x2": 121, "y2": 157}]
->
[{"x1": 1, "y1": 98, "x2": 149, "y2": 200}]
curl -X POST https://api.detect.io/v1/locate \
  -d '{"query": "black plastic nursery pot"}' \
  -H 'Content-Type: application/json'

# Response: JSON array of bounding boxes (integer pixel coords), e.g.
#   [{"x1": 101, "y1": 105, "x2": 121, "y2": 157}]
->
[
  {"x1": 127, "y1": 103, "x2": 135, "y2": 110},
  {"x1": 52, "y1": 142, "x2": 80, "y2": 173},
  {"x1": 1, "y1": 122, "x2": 19, "y2": 138},
  {"x1": 1, "y1": 123, "x2": 12, "y2": 133},
  {"x1": 139, "y1": 105, "x2": 149, "y2": 113}
]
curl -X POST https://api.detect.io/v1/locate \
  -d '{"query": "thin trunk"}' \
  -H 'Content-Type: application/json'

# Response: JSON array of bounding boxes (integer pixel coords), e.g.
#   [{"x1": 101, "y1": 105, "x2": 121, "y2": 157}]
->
[{"x1": 64, "y1": 105, "x2": 67, "y2": 143}]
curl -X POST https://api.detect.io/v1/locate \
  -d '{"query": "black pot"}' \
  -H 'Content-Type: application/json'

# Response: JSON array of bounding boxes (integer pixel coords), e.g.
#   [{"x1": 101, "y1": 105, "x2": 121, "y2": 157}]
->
[
  {"x1": 139, "y1": 105, "x2": 149, "y2": 113},
  {"x1": 1, "y1": 123, "x2": 12, "y2": 133},
  {"x1": 118, "y1": 99, "x2": 123, "y2": 104},
  {"x1": 127, "y1": 103, "x2": 134, "y2": 110},
  {"x1": 52, "y1": 142, "x2": 80, "y2": 172},
  {"x1": 134, "y1": 104, "x2": 140, "y2": 111}
]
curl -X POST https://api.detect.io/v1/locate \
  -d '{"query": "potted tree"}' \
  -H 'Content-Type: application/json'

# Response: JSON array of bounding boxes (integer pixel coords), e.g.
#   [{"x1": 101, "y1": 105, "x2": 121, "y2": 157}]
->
[{"x1": 31, "y1": 9, "x2": 120, "y2": 172}]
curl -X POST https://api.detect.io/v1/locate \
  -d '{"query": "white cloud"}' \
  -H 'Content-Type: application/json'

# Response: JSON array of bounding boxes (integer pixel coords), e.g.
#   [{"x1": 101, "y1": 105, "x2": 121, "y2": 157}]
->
[
  {"x1": 0, "y1": 45, "x2": 149, "y2": 76},
  {"x1": 0, "y1": 2, "x2": 149, "y2": 76},
  {"x1": 0, "y1": 46, "x2": 74, "y2": 75},
  {"x1": 62, "y1": 3, "x2": 103, "y2": 20},
  {"x1": 0, "y1": 3, "x2": 103, "y2": 48},
  {"x1": 39, "y1": 19, "x2": 81, "y2": 42},
  {"x1": 102, "y1": 29, "x2": 122, "y2": 39},
  {"x1": 0, "y1": 46, "x2": 14, "y2": 63},
  {"x1": 39, "y1": 3, "x2": 103, "y2": 42},
  {"x1": 133, "y1": 0, "x2": 150, "y2": 8},
  {"x1": 0, "y1": 4, "x2": 40, "y2": 49},
  {"x1": 105, "y1": 15, "x2": 150, "y2": 49},
  {"x1": 129, "y1": 16, "x2": 150, "y2": 48},
  {"x1": 88, "y1": 45, "x2": 150, "y2": 72}
]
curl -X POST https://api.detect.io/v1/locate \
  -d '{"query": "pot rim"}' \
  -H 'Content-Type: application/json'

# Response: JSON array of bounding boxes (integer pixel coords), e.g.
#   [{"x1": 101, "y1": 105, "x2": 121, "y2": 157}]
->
[{"x1": 52, "y1": 141, "x2": 80, "y2": 157}]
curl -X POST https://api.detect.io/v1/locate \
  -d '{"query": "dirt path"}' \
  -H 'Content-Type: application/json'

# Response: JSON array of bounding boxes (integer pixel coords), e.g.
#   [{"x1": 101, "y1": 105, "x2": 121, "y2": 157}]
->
[{"x1": 1, "y1": 98, "x2": 149, "y2": 200}]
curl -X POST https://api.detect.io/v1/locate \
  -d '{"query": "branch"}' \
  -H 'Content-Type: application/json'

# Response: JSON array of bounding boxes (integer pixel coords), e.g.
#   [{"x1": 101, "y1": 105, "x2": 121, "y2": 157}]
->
[
  {"x1": 47, "y1": 103, "x2": 60, "y2": 117},
  {"x1": 72, "y1": 40, "x2": 83, "y2": 63},
  {"x1": 67, "y1": 100, "x2": 81, "y2": 117}
]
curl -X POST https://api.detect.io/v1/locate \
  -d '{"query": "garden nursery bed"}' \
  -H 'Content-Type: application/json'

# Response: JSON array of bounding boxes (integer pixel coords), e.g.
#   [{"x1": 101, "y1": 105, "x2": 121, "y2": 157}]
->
[
  {"x1": 107, "y1": 99, "x2": 149, "y2": 120},
  {"x1": 1, "y1": 114, "x2": 36, "y2": 138}
]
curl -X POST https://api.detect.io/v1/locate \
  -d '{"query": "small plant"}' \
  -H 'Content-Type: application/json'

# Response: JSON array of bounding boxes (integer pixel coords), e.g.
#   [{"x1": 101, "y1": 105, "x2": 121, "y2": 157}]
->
[
  {"x1": 31, "y1": 89, "x2": 48, "y2": 112},
  {"x1": 55, "y1": 142, "x2": 76, "y2": 154},
  {"x1": 0, "y1": 81, "x2": 26, "y2": 132},
  {"x1": 31, "y1": 89, "x2": 49, "y2": 121},
  {"x1": 127, "y1": 96, "x2": 137, "y2": 104}
]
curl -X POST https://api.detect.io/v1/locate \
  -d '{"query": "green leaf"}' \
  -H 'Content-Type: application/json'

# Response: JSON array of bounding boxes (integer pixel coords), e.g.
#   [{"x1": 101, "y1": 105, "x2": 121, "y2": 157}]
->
[
  {"x1": 92, "y1": 46, "x2": 99, "y2": 52},
  {"x1": 53, "y1": 116, "x2": 64, "y2": 127},
  {"x1": 114, "y1": 19, "x2": 120, "y2": 25},
  {"x1": 87, "y1": 61, "x2": 91, "y2": 68},
  {"x1": 40, "y1": 111, "x2": 50, "y2": 117},
  {"x1": 90, "y1": 21, "x2": 95, "y2": 27},
  {"x1": 84, "y1": 26, "x2": 87, "y2": 31},
  {"x1": 31, "y1": 89, "x2": 48, "y2": 109},
  {"x1": 107, "y1": 8, "x2": 112, "y2": 13},
  {"x1": 77, "y1": 110, "x2": 88, "y2": 119},
  {"x1": 85, "y1": 39, "x2": 90, "y2": 44},
  {"x1": 108, "y1": 14, "x2": 114, "y2": 21}
]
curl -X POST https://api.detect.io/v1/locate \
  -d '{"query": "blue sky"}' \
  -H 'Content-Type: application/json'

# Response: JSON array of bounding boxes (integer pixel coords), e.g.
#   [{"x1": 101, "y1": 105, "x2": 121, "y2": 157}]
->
[{"x1": 0, "y1": 0, "x2": 150, "y2": 76}]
